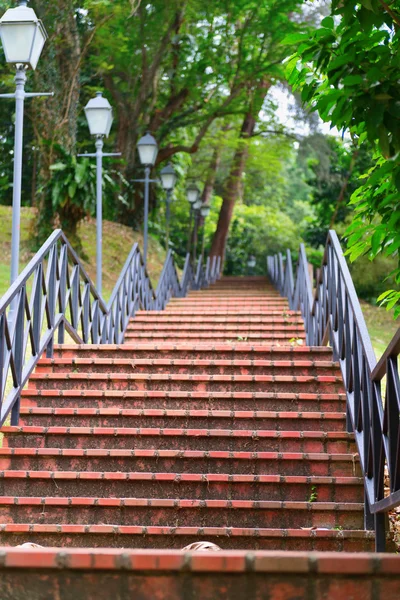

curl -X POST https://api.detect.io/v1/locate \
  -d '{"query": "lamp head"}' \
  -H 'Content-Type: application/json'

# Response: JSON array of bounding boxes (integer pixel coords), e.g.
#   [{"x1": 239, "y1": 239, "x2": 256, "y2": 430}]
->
[
  {"x1": 187, "y1": 183, "x2": 200, "y2": 205},
  {"x1": 0, "y1": 0, "x2": 48, "y2": 70},
  {"x1": 137, "y1": 132, "x2": 158, "y2": 166},
  {"x1": 84, "y1": 92, "x2": 113, "y2": 137},
  {"x1": 160, "y1": 163, "x2": 177, "y2": 191}
]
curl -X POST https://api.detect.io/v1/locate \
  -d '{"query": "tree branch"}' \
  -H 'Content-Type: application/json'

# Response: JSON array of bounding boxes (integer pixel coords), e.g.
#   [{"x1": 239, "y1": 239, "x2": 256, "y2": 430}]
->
[{"x1": 378, "y1": 0, "x2": 400, "y2": 28}]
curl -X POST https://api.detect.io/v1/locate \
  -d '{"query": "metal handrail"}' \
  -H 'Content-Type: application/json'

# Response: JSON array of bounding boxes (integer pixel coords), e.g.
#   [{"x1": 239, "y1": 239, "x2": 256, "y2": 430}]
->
[
  {"x1": 268, "y1": 230, "x2": 400, "y2": 551},
  {"x1": 0, "y1": 229, "x2": 220, "y2": 427}
]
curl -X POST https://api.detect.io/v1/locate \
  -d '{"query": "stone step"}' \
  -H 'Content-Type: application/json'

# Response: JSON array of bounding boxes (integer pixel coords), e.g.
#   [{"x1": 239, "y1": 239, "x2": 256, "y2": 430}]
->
[
  {"x1": 26, "y1": 373, "x2": 342, "y2": 393},
  {"x1": 53, "y1": 344, "x2": 332, "y2": 361},
  {"x1": 0, "y1": 497, "x2": 364, "y2": 529},
  {"x1": 19, "y1": 407, "x2": 347, "y2": 432},
  {"x1": 3, "y1": 548, "x2": 399, "y2": 597},
  {"x1": 0, "y1": 524, "x2": 374, "y2": 551},
  {"x1": 0, "y1": 448, "x2": 361, "y2": 476},
  {"x1": 123, "y1": 333, "x2": 306, "y2": 343},
  {"x1": 21, "y1": 389, "x2": 347, "y2": 412},
  {"x1": 2, "y1": 427, "x2": 356, "y2": 453},
  {"x1": 0, "y1": 471, "x2": 364, "y2": 502},
  {"x1": 126, "y1": 324, "x2": 305, "y2": 333},
  {"x1": 34, "y1": 358, "x2": 339, "y2": 377},
  {"x1": 132, "y1": 316, "x2": 304, "y2": 324}
]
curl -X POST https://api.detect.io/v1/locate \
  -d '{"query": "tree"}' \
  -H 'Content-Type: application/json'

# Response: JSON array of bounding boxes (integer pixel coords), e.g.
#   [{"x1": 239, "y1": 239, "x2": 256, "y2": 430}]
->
[{"x1": 285, "y1": 0, "x2": 400, "y2": 315}]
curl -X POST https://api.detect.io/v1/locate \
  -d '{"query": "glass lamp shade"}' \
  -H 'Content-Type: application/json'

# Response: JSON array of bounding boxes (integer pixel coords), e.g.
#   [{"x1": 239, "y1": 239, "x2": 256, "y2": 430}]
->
[
  {"x1": 247, "y1": 256, "x2": 256, "y2": 268},
  {"x1": 137, "y1": 132, "x2": 158, "y2": 166},
  {"x1": 187, "y1": 183, "x2": 200, "y2": 205},
  {"x1": 160, "y1": 163, "x2": 177, "y2": 191},
  {"x1": 200, "y1": 204, "x2": 211, "y2": 218},
  {"x1": 193, "y1": 199, "x2": 202, "y2": 211},
  {"x1": 0, "y1": 2, "x2": 48, "y2": 70},
  {"x1": 84, "y1": 92, "x2": 113, "y2": 137}
]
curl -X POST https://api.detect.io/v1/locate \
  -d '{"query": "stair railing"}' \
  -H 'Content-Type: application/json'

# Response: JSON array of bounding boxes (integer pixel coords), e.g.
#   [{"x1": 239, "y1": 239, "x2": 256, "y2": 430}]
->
[
  {"x1": 0, "y1": 229, "x2": 220, "y2": 427},
  {"x1": 268, "y1": 230, "x2": 400, "y2": 551}
]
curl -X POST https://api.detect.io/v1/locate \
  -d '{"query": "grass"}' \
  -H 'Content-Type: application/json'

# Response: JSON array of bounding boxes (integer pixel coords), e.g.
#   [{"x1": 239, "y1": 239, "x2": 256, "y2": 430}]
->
[
  {"x1": 361, "y1": 301, "x2": 398, "y2": 360},
  {"x1": 0, "y1": 206, "x2": 168, "y2": 302}
]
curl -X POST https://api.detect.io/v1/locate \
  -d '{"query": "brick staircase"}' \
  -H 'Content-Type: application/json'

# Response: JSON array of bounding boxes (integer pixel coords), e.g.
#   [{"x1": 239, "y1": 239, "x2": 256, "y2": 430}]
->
[{"x1": 0, "y1": 276, "x2": 373, "y2": 553}]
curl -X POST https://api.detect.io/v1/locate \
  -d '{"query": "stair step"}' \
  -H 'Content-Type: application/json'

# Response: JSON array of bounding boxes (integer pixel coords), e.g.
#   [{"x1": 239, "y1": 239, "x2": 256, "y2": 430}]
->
[
  {"x1": 19, "y1": 408, "x2": 346, "y2": 432},
  {"x1": 53, "y1": 344, "x2": 334, "y2": 361},
  {"x1": 0, "y1": 497, "x2": 364, "y2": 529},
  {"x1": 138, "y1": 310, "x2": 302, "y2": 316},
  {"x1": 26, "y1": 373, "x2": 342, "y2": 393},
  {"x1": 34, "y1": 358, "x2": 339, "y2": 376},
  {"x1": 132, "y1": 316, "x2": 304, "y2": 323},
  {"x1": 0, "y1": 448, "x2": 361, "y2": 476},
  {"x1": 2, "y1": 427, "x2": 356, "y2": 453},
  {"x1": 21, "y1": 389, "x2": 347, "y2": 412},
  {"x1": 0, "y1": 523, "x2": 374, "y2": 551},
  {"x1": 123, "y1": 333, "x2": 306, "y2": 343},
  {"x1": 126, "y1": 324, "x2": 305, "y2": 332},
  {"x1": 0, "y1": 471, "x2": 364, "y2": 502}
]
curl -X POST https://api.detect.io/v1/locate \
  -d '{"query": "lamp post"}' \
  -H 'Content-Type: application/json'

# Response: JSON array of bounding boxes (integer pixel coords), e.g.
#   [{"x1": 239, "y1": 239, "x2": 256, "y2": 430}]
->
[
  {"x1": 192, "y1": 198, "x2": 203, "y2": 263},
  {"x1": 186, "y1": 183, "x2": 200, "y2": 255},
  {"x1": 247, "y1": 255, "x2": 256, "y2": 275},
  {"x1": 136, "y1": 132, "x2": 158, "y2": 267},
  {"x1": 78, "y1": 92, "x2": 120, "y2": 296},
  {"x1": 199, "y1": 203, "x2": 211, "y2": 261},
  {"x1": 160, "y1": 163, "x2": 177, "y2": 252},
  {"x1": 0, "y1": 0, "x2": 52, "y2": 285}
]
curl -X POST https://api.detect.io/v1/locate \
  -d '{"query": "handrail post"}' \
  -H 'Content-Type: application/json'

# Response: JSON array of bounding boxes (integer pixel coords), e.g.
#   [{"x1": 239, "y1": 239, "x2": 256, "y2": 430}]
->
[
  {"x1": 10, "y1": 287, "x2": 25, "y2": 426},
  {"x1": 45, "y1": 245, "x2": 57, "y2": 358}
]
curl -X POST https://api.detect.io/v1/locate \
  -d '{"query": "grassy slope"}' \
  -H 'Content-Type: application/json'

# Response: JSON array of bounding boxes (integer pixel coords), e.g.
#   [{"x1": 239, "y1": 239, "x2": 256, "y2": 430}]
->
[
  {"x1": 0, "y1": 206, "x2": 397, "y2": 357},
  {"x1": 0, "y1": 206, "x2": 167, "y2": 302}
]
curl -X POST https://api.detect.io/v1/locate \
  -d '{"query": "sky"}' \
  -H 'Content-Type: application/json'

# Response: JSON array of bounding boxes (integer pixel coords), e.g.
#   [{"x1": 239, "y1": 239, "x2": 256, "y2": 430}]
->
[{"x1": 268, "y1": 85, "x2": 341, "y2": 138}]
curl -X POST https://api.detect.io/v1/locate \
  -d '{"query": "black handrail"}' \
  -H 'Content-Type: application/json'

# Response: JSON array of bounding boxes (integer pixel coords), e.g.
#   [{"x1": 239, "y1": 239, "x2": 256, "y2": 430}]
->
[
  {"x1": 268, "y1": 230, "x2": 400, "y2": 551},
  {"x1": 0, "y1": 230, "x2": 221, "y2": 427}
]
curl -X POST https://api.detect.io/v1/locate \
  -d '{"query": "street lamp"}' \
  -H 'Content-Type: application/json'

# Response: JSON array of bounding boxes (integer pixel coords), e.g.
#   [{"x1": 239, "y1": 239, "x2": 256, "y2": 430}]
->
[
  {"x1": 79, "y1": 92, "x2": 120, "y2": 296},
  {"x1": 137, "y1": 132, "x2": 158, "y2": 267},
  {"x1": 192, "y1": 198, "x2": 203, "y2": 263},
  {"x1": 186, "y1": 183, "x2": 200, "y2": 255},
  {"x1": 248, "y1": 255, "x2": 256, "y2": 275},
  {"x1": 199, "y1": 203, "x2": 211, "y2": 261},
  {"x1": 0, "y1": 0, "x2": 52, "y2": 285},
  {"x1": 160, "y1": 163, "x2": 177, "y2": 252}
]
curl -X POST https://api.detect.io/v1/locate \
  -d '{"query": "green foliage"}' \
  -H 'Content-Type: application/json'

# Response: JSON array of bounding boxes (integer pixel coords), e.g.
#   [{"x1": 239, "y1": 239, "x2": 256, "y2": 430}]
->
[
  {"x1": 285, "y1": 0, "x2": 400, "y2": 316},
  {"x1": 224, "y1": 203, "x2": 301, "y2": 276},
  {"x1": 37, "y1": 145, "x2": 127, "y2": 250}
]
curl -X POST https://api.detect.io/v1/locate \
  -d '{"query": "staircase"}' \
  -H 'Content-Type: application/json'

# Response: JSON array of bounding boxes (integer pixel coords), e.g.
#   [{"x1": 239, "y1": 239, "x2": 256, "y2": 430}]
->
[{"x1": 0, "y1": 276, "x2": 374, "y2": 553}]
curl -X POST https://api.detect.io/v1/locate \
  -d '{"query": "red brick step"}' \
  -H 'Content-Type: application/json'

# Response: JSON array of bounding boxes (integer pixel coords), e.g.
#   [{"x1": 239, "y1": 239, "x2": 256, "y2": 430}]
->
[
  {"x1": 0, "y1": 497, "x2": 364, "y2": 529},
  {"x1": 21, "y1": 389, "x2": 347, "y2": 412},
  {"x1": 0, "y1": 523, "x2": 374, "y2": 551},
  {"x1": 19, "y1": 407, "x2": 347, "y2": 432},
  {"x1": 0, "y1": 448, "x2": 361, "y2": 476},
  {"x1": 2, "y1": 426, "x2": 356, "y2": 452}
]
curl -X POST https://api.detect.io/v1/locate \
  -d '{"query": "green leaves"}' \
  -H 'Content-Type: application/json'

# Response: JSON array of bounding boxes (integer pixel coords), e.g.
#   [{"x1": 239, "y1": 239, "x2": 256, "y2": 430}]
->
[{"x1": 286, "y1": 0, "x2": 400, "y2": 314}]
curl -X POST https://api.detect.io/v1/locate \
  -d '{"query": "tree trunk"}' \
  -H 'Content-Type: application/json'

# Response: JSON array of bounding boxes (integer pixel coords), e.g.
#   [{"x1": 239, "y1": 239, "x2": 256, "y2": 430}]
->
[
  {"x1": 210, "y1": 83, "x2": 270, "y2": 263},
  {"x1": 30, "y1": 0, "x2": 82, "y2": 245}
]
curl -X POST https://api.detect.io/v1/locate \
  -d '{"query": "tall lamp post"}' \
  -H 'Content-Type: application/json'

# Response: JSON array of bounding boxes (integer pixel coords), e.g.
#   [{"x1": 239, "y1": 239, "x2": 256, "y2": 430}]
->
[
  {"x1": 192, "y1": 197, "x2": 203, "y2": 263},
  {"x1": 78, "y1": 92, "x2": 120, "y2": 296},
  {"x1": 0, "y1": 0, "x2": 52, "y2": 285},
  {"x1": 199, "y1": 203, "x2": 211, "y2": 261},
  {"x1": 160, "y1": 163, "x2": 177, "y2": 252},
  {"x1": 248, "y1": 255, "x2": 256, "y2": 275},
  {"x1": 186, "y1": 183, "x2": 200, "y2": 255},
  {"x1": 136, "y1": 133, "x2": 158, "y2": 267}
]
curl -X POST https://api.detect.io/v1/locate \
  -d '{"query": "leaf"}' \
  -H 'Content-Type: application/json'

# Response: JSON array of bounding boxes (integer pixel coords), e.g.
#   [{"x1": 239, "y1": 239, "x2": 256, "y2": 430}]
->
[
  {"x1": 50, "y1": 162, "x2": 67, "y2": 172},
  {"x1": 321, "y1": 16, "x2": 334, "y2": 29},
  {"x1": 378, "y1": 123, "x2": 391, "y2": 157},
  {"x1": 281, "y1": 33, "x2": 310, "y2": 46},
  {"x1": 342, "y1": 74, "x2": 364, "y2": 86}
]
